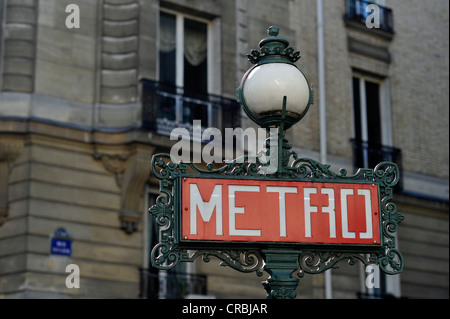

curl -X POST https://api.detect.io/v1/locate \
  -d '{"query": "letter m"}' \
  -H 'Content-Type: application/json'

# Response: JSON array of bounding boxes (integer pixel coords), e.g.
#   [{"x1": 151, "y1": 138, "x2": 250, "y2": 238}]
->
[{"x1": 190, "y1": 184, "x2": 223, "y2": 235}]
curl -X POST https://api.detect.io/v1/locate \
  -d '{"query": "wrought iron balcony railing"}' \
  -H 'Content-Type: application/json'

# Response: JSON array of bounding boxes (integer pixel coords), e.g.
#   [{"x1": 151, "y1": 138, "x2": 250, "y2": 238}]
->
[
  {"x1": 141, "y1": 79, "x2": 241, "y2": 141},
  {"x1": 351, "y1": 139, "x2": 403, "y2": 191},
  {"x1": 345, "y1": 0, "x2": 394, "y2": 32},
  {"x1": 139, "y1": 268, "x2": 208, "y2": 299}
]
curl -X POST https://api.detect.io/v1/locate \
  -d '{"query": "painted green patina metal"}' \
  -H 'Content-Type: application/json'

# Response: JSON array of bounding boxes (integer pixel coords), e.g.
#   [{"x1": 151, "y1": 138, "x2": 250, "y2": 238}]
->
[
  {"x1": 247, "y1": 25, "x2": 300, "y2": 65},
  {"x1": 149, "y1": 150, "x2": 404, "y2": 298},
  {"x1": 149, "y1": 26, "x2": 404, "y2": 299},
  {"x1": 262, "y1": 250, "x2": 301, "y2": 299}
]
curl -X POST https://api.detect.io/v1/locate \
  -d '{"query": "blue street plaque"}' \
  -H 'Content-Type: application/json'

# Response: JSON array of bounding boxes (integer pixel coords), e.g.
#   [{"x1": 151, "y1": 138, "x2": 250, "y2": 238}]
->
[{"x1": 50, "y1": 228, "x2": 72, "y2": 256}]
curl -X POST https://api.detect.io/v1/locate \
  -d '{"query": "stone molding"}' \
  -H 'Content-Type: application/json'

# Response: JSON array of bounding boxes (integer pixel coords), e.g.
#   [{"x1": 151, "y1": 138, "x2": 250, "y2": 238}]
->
[
  {"x1": 0, "y1": 136, "x2": 24, "y2": 226},
  {"x1": 94, "y1": 143, "x2": 155, "y2": 234}
]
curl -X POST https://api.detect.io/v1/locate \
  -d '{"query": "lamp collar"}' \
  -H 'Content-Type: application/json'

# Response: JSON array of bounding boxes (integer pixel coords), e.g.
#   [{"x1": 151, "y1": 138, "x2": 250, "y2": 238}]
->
[{"x1": 247, "y1": 26, "x2": 301, "y2": 65}]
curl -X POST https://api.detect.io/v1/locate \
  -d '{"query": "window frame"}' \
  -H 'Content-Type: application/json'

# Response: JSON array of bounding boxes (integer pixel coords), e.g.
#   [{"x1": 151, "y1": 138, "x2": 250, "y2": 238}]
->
[
  {"x1": 157, "y1": 8, "x2": 219, "y2": 94},
  {"x1": 351, "y1": 73, "x2": 393, "y2": 150},
  {"x1": 156, "y1": 8, "x2": 220, "y2": 129}
]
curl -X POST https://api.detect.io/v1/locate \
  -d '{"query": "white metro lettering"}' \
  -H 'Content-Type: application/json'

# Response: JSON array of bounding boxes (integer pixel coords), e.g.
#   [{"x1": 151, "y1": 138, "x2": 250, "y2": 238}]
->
[
  {"x1": 183, "y1": 179, "x2": 379, "y2": 244},
  {"x1": 266, "y1": 186, "x2": 298, "y2": 237},
  {"x1": 303, "y1": 187, "x2": 337, "y2": 238},
  {"x1": 340, "y1": 188, "x2": 373, "y2": 239},
  {"x1": 229, "y1": 185, "x2": 261, "y2": 236},
  {"x1": 190, "y1": 183, "x2": 222, "y2": 235}
]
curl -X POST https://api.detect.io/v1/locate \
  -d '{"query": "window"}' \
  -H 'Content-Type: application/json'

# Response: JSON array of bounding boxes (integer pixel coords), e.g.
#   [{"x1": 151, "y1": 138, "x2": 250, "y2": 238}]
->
[
  {"x1": 157, "y1": 10, "x2": 210, "y2": 133},
  {"x1": 351, "y1": 75, "x2": 398, "y2": 167},
  {"x1": 141, "y1": 9, "x2": 240, "y2": 140},
  {"x1": 352, "y1": 76, "x2": 383, "y2": 168},
  {"x1": 159, "y1": 11, "x2": 208, "y2": 95}
]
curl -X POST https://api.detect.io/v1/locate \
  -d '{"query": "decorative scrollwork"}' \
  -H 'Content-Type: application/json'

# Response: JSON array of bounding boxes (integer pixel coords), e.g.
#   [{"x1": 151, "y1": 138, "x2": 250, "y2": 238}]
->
[
  {"x1": 182, "y1": 250, "x2": 265, "y2": 277},
  {"x1": 290, "y1": 157, "x2": 351, "y2": 179},
  {"x1": 150, "y1": 242, "x2": 179, "y2": 270},
  {"x1": 149, "y1": 154, "x2": 179, "y2": 270},
  {"x1": 297, "y1": 251, "x2": 372, "y2": 278},
  {"x1": 263, "y1": 283, "x2": 297, "y2": 299},
  {"x1": 379, "y1": 248, "x2": 403, "y2": 275},
  {"x1": 247, "y1": 47, "x2": 301, "y2": 64},
  {"x1": 374, "y1": 161, "x2": 400, "y2": 188},
  {"x1": 375, "y1": 162, "x2": 404, "y2": 274},
  {"x1": 246, "y1": 26, "x2": 301, "y2": 65}
]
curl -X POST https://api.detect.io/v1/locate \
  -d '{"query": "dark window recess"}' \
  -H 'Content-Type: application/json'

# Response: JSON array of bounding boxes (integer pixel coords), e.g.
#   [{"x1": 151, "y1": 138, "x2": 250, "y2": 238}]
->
[
  {"x1": 139, "y1": 269, "x2": 208, "y2": 299},
  {"x1": 352, "y1": 77, "x2": 383, "y2": 168},
  {"x1": 159, "y1": 12, "x2": 176, "y2": 87},
  {"x1": 184, "y1": 18, "x2": 208, "y2": 95}
]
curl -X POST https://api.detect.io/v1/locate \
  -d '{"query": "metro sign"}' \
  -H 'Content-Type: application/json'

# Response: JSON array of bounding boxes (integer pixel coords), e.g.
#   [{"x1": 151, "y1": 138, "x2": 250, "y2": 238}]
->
[{"x1": 180, "y1": 177, "x2": 381, "y2": 246}]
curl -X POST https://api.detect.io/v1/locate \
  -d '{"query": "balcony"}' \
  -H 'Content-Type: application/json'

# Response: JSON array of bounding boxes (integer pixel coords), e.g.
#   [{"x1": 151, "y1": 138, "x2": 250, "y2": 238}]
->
[
  {"x1": 344, "y1": 0, "x2": 394, "y2": 33},
  {"x1": 351, "y1": 139, "x2": 403, "y2": 191},
  {"x1": 139, "y1": 269, "x2": 208, "y2": 299},
  {"x1": 141, "y1": 79, "x2": 241, "y2": 141}
]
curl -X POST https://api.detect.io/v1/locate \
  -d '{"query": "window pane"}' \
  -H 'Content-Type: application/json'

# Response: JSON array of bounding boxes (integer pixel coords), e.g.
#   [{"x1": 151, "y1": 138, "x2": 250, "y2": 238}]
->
[
  {"x1": 184, "y1": 18, "x2": 207, "y2": 95},
  {"x1": 365, "y1": 80, "x2": 383, "y2": 167},
  {"x1": 159, "y1": 12, "x2": 176, "y2": 87},
  {"x1": 352, "y1": 77, "x2": 365, "y2": 168},
  {"x1": 352, "y1": 77, "x2": 362, "y2": 142},
  {"x1": 365, "y1": 81, "x2": 381, "y2": 145}
]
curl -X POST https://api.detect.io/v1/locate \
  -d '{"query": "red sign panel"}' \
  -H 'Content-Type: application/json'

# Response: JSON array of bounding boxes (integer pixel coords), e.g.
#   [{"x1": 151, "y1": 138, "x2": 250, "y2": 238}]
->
[{"x1": 181, "y1": 177, "x2": 380, "y2": 245}]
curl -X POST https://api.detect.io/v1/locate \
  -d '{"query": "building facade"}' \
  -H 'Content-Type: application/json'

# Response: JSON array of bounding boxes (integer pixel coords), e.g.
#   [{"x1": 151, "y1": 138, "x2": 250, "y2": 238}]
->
[{"x1": 0, "y1": 0, "x2": 448, "y2": 299}]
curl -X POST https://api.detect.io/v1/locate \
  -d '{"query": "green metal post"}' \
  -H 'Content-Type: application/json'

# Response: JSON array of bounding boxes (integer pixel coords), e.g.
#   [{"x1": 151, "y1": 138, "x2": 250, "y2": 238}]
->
[
  {"x1": 262, "y1": 250, "x2": 300, "y2": 299},
  {"x1": 277, "y1": 96, "x2": 287, "y2": 177}
]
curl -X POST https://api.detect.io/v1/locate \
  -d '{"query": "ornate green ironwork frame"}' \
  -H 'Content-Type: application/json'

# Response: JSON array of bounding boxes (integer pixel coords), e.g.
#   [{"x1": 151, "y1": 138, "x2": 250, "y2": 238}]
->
[{"x1": 149, "y1": 145, "x2": 404, "y2": 298}]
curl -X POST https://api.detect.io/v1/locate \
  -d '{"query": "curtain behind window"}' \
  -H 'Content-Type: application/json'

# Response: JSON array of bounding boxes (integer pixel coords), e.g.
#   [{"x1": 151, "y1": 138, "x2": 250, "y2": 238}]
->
[{"x1": 184, "y1": 19, "x2": 207, "y2": 66}]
